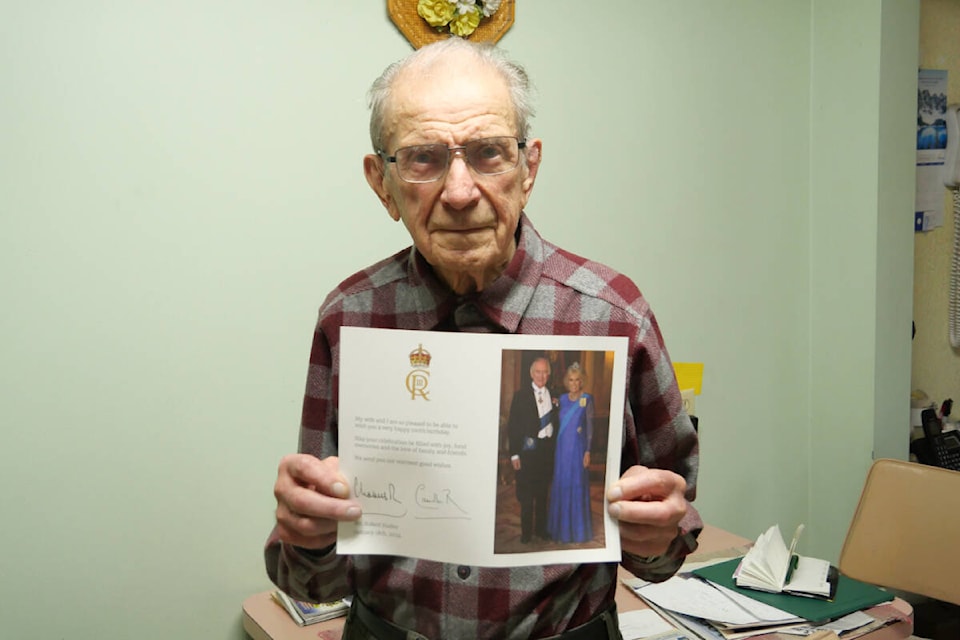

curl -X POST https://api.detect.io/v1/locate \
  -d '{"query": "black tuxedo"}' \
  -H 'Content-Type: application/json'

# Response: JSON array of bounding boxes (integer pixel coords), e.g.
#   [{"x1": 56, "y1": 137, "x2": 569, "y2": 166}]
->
[{"x1": 507, "y1": 385, "x2": 557, "y2": 541}]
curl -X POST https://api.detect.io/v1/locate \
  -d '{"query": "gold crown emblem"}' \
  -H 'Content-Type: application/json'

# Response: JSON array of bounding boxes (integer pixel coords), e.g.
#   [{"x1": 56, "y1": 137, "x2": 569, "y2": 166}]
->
[{"x1": 409, "y1": 343, "x2": 431, "y2": 368}]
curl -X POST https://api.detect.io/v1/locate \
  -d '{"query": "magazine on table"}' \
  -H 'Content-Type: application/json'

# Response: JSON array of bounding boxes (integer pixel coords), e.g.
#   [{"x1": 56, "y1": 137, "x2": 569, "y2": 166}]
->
[{"x1": 271, "y1": 590, "x2": 351, "y2": 626}]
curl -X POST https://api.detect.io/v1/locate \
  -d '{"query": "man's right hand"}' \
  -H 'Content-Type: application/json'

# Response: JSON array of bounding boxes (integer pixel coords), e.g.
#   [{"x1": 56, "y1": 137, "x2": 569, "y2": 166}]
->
[{"x1": 273, "y1": 454, "x2": 362, "y2": 550}]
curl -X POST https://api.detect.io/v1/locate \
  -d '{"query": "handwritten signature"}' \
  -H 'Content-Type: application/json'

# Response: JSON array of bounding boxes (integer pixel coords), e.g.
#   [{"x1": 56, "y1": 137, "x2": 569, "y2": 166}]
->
[
  {"x1": 354, "y1": 477, "x2": 406, "y2": 517},
  {"x1": 414, "y1": 483, "x2": 470, "y2": 520}
]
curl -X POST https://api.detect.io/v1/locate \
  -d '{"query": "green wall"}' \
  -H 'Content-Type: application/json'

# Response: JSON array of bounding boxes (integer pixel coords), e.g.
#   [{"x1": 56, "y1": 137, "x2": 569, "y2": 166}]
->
[
  {"x1": 0, "y1": 2, "x2": 916, "y2": 638},
  {"x1": 808, "y1": 0, "x2": 918, "y2": 556}
]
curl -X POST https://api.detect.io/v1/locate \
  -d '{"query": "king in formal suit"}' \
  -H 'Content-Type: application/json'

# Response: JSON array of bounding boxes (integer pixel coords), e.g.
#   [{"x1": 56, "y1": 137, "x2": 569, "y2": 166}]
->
[{"x1": 508, "y1": 356, "x2": 558, "y2": 543}]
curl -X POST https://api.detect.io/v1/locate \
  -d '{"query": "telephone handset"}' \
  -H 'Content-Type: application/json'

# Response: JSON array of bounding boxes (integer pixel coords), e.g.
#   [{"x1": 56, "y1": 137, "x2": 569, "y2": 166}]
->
[
  {"x1": 919, "y1": 408, "x2": 960, "y2": 471},
  {"x1": 945, "y1": 105, "x2": 960, "y2": 346},
  {"x1": 944, "y1": 104, "x2": 960, "y2": 189}
]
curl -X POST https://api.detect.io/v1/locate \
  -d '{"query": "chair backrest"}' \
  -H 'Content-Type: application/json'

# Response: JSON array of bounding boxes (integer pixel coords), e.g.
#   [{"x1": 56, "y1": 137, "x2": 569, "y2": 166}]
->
[{"x1": 838, "y1": 458, "x2": 960, "y2": 606}]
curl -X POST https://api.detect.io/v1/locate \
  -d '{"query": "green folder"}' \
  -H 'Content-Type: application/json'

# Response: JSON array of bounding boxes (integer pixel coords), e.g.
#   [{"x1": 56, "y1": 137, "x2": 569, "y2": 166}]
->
[{"x1": 692, "y1": 557, "x2": 893, "y2": 623}]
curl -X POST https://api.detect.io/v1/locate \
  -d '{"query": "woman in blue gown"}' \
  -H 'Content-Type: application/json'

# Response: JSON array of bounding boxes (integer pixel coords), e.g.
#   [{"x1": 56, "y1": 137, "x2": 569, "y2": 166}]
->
[{"x1": 547, "y1": 362, "x2": 594, "y2": 543}]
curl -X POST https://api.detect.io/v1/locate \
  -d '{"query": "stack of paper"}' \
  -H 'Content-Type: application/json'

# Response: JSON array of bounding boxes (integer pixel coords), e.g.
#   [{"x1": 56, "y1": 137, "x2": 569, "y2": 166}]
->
[
  {"x1": 625, "y1": 572, "x2": 806, "y2": 636},
  {"x1": 623, "y1": 551, "x2": 900, "y2": 640}
]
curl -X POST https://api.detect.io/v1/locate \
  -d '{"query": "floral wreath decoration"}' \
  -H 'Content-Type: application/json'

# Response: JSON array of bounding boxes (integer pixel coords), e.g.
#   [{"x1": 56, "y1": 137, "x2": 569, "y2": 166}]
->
[
  {"x1": 417, "y1": 0, "x2": 503, "y2": 38},
  {"x1": 387, "y1": 0, "x2": 514, "y2": 49}
]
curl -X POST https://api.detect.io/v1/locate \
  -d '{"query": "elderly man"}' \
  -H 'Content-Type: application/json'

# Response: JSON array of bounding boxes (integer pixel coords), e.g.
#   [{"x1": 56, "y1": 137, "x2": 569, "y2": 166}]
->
[
  {"x1": 507, "y1": 356, "x2": 558, "y2": 544},
  {"x1": 266, "y1": 37, "x2": 701, "y2": 640}
]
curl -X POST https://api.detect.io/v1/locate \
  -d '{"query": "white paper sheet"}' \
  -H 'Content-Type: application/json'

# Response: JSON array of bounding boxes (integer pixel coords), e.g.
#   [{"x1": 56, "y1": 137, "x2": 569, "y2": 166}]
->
[
  {"x1": 337, "y1": 327, "x2": 628, "y2": 567},
  {"x1": 617, "y1": 609, "x2": 682, "y2": 640},
  {"x1": 628, "y1": 575, "x2": 798, "y2": 626}
]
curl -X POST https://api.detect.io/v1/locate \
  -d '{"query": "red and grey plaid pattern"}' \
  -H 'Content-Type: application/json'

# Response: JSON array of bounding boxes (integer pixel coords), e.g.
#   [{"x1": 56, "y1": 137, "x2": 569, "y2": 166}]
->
[{"x1": 266, "y1": 214, "x2": 700, "y2": 639}]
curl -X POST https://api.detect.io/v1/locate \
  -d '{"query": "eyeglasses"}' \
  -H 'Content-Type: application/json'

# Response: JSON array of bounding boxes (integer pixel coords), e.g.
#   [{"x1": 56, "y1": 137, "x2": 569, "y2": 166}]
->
[{"x1": 378, "y1": 136, "x2": 527, "y2": 183}]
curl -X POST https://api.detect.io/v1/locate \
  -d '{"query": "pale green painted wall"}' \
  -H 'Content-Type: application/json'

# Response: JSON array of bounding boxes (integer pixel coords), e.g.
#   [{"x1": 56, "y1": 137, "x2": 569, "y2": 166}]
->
[
  {"x1": 808, "y1": 0, "x2": 917, "y2": 558},
  {"x1": 0, "y1": 2, "x2": 915, "y2": 638}
]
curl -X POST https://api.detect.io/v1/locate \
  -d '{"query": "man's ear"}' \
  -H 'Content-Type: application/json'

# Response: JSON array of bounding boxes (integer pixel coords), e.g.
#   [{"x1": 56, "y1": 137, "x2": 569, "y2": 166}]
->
[
  {"x1": 363, "y1": 154, "x2": 400, "y2": 221},
  {"x1": 520, "y1": 139, "x2": 542, "y2": 201}
]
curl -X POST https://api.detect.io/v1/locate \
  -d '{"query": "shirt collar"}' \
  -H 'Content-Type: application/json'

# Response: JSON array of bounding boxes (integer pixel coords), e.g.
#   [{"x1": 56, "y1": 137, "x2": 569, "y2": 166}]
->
[{"x1": 404, "y1": 213, "x2": 544, "y2": 333}]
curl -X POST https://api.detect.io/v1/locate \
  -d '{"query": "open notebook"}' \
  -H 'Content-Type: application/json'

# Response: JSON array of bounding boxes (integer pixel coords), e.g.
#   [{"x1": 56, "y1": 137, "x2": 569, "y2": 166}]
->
[{"x1": 734, "y1": 524, "x2": 837, "y2": 599}]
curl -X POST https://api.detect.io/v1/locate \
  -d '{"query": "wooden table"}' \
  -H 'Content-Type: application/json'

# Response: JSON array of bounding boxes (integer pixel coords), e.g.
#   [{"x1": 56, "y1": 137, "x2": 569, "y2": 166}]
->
[{"x1": 242, "y1": 525, "x2": 913, "y2": 639}]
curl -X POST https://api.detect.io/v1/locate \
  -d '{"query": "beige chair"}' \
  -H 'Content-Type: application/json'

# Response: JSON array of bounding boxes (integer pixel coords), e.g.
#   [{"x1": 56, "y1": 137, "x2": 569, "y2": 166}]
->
[{"x1": 839, "y1": 458, "x2": 960, "y2": 606}]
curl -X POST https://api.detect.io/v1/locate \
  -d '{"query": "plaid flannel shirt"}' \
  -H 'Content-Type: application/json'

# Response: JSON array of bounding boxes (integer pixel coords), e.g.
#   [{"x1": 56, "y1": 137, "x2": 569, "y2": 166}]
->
[{"x1": 265, "y1": 214, "x2": 701, "y2": 639}]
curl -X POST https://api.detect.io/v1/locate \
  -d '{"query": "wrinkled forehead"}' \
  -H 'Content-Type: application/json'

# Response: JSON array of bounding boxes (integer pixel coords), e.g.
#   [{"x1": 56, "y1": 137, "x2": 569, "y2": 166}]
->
[{"x1": 382, "y1": 54, "x2": 518, "y2": 145}]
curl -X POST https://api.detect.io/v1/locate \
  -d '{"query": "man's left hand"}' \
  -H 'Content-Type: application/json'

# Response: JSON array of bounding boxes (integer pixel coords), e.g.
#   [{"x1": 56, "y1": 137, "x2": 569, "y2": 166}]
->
[{"x1": 606, "y1": 465, "x2": 687, "y2": 557}]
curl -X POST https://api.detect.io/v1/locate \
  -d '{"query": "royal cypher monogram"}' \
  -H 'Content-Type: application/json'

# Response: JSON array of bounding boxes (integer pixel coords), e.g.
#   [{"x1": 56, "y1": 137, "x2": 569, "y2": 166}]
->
[{"x1": 406, "y1": 343, "x2": 431, "y2": 400}]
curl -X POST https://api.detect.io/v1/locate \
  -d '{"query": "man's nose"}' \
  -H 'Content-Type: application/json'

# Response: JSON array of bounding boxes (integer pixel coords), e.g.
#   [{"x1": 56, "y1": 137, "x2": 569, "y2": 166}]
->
[{"x1": 441, "y1": 149, "x2": 480, "y2": 209}]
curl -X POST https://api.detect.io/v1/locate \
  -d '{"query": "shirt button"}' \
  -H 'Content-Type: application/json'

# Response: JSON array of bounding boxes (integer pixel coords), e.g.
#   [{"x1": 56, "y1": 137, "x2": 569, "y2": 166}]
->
[{"x1": 457, "y1": 565, "x2": 471, "y2": 579}]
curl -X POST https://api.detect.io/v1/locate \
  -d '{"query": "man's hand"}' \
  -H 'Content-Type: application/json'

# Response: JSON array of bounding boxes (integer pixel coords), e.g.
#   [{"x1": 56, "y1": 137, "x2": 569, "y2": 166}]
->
[
  {"x1": 274, "y1": 454, "x2": 362, "y2": 550},
  {"x1": 606, "y1": 465, "x2": 687, "y2": 557}
]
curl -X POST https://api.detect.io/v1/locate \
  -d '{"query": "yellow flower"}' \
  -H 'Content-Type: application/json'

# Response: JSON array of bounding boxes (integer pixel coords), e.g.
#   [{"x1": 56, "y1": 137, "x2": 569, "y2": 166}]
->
[
  {"x1": 417, "y1": 0, "x2": 456, "y2": 27},
  {"x1": 448, "y1": 6, "x2": 481, "y2": 36}
]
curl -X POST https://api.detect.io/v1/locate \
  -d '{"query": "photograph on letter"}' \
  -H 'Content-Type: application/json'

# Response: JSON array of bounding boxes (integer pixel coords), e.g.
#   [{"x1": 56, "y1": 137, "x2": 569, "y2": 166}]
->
[{"x1": 494, "y1": 348, "x2": 617, "y2": 554}]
